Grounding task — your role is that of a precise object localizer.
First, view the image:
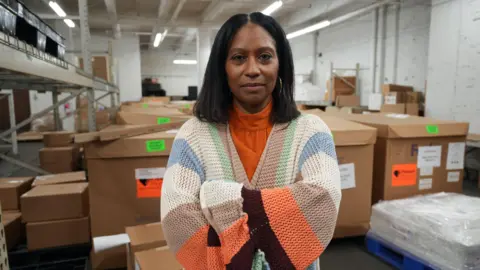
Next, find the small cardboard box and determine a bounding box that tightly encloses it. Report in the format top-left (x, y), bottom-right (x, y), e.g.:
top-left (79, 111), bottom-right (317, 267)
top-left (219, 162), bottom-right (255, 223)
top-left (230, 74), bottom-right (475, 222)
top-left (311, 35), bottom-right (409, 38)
top-left (337, 114), bottom-right (469, 203)
top-left (126, 222), bottom-right (167, 270)
top-left (380, 104), bottom-right (406, 114)
top-left (135, 247), bottom-right (182, 270)
top-left (26, 217), bottom-right (90, 250)
top-left (32, 171), bottom-right (87, 187)
top-left (91, 234), bottom-right (130, 269)
top-left (382, 84), bottom-right (414, 95)
top-left (43, 131), bottom-right (74, 147)
top-left (405, 103), bottom-right (419, 116)
top-left (406, 92), bottom-right (423, 103)
top-left (0, 177), bottom-right (33, 210)
top-left (140, 97), bottom-right (171, 104)
top-left (3, 212), bottom-right (23, 250)
top-left (336, 95), bottom-right (360, 107)
top-left (39, 146), bottom-right (80, 173)
top-left (321, 116), bottom-right (377, 238)
top-left (21, 183), bottom-right (89, 222)
top-left (383, 92), bottom-right (406, 105)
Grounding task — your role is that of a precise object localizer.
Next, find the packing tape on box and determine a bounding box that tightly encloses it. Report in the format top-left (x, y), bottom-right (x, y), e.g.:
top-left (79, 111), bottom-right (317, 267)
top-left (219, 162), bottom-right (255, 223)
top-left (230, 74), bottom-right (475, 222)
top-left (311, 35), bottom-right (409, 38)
top-left (93, 233), bottom-right (130, 253)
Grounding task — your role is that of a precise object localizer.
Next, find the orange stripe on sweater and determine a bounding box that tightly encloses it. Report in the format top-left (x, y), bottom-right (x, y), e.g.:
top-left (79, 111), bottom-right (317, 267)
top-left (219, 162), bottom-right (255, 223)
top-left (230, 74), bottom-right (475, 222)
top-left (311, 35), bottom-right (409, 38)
top-left (207, 247), bottom-right (225, 270)
top-left (176, 225), bottom-right (209, 270)
top-left (261, 188), bottom-right (325, 269)
top-left (219, 216), bottom-right (251, 265)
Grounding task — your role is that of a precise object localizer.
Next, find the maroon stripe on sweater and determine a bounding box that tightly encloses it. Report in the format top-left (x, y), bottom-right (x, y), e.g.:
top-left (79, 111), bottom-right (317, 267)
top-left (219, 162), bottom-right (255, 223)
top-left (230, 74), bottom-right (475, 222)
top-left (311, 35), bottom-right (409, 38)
top-left (207, 225), bottom-right (221, 247)
top-left (226, 239), bottom-right (255, 270)
top-left (241, 187), bottom-right (295, 269)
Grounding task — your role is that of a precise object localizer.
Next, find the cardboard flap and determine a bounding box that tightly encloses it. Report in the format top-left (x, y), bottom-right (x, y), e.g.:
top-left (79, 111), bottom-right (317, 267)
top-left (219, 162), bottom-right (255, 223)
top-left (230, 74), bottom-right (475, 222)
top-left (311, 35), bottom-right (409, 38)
top-left (22, 182), bottom-right (88, 197)
top-left (0, 177), bottom-right (33, 188)
top-left (320, 116), bottom-right (377, 146)
top-left (116, 111), bottom-right (191, 125)
top-left (32, 171), bottom-right (87, 187)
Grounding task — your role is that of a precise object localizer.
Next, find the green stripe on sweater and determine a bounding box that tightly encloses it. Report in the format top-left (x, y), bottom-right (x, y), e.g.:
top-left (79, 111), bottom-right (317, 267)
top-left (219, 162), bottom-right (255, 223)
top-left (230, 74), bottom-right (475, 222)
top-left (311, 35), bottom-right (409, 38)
top-left (208, 124), bottom-right (235, 181)
top-left (275, 119), bottom-right (298, 187)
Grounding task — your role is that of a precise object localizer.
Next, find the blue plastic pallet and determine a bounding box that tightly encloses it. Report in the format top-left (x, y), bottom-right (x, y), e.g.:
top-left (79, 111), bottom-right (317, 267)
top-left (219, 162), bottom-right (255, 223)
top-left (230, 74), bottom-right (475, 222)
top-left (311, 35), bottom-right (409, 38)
top-left (366, 233), bottom-right (438, 270)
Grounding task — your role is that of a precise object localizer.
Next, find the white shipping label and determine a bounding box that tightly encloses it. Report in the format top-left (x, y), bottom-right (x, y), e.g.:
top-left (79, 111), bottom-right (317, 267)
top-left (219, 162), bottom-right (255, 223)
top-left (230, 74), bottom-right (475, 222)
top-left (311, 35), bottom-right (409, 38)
top-left (419, 167), bottom-right (433, 176)
top-left (446, 142), bottom-right (466, 170)
top-left (419, 178), bottom-right (433, 190)
top-left (135, 168), bottom-right (166, 179)
top-left (339, 163), bottom-right (356, 190)
top-left (447, 171), bottom-right (461, 182)
top-left (166, 129), bottom-right (179, 134)
top-left (384, 96), bottom-right (397, 105)
top-left (417, 146), bottom-right (442, 168)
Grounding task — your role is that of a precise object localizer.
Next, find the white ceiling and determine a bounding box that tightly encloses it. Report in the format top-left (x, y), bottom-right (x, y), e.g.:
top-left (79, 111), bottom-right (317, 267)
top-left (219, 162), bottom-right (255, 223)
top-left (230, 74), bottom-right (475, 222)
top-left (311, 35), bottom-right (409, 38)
top-left (21, 0), bottom-right (377, 52)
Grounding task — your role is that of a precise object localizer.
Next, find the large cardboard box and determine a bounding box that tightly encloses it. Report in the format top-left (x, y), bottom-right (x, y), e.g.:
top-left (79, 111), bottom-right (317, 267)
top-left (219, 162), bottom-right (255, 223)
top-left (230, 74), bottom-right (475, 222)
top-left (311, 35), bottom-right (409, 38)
top-left (382, 84), bottom-right (414, 95)
top-left (26, 217), bottom-right (90, 250)
top-left (32, 171), bottom-right (87, 187)
top-left (21, 183), bottom-right (89, 222)
top-left (135, 247), bottom-right (182, 270)
top-left (43, 131), bottom-right (74, 147)
top-left (321, 116), bottom-right (377, 238)
top-left (3, 212), bottom-right (24, 250)
top-left (116, 111), bottom-right (191, 125)
top-left (338, 114), bottom-right (469, 203)
top-left (141, 96), bottom-right (171, 104)
top-left (126, 223), bottom-right (166, 270)
top-left (85, 128), bottom-right (175, 238)
top-left (39, 146), bottom-right (80, 173)
top-left (0, 177), bottom-right (33, 210)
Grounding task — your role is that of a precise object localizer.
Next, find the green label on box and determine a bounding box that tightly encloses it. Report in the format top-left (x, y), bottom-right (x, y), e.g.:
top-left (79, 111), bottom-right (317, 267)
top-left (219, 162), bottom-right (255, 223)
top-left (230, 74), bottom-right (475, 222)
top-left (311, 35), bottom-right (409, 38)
top-left (426, 125), bottom-right (439, 134)
top-left (142, 103), bottom-right (149, 108)
top-left (146, 140), bottom-right (166, 152)
top-left (157, 117), bottom-right (171, 124)
top-left (184, 104), bottom-right (190, 109)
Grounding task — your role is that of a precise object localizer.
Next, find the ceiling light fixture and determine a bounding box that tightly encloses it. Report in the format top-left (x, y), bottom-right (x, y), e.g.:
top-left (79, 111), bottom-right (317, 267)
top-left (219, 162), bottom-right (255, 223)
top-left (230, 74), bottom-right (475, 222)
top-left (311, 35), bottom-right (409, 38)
top-left (153, 33), bottom-right (163, 47)
top-left (48, 1), bottom-right (67, 17)
top-left (173, 60), bottom-right (197, 65)
top-left (286, 20), bottom-right (331, 39)
top-left (64, 19), bottom-right (75, 28)
top-left (261, 1), bottom-right (283, 16)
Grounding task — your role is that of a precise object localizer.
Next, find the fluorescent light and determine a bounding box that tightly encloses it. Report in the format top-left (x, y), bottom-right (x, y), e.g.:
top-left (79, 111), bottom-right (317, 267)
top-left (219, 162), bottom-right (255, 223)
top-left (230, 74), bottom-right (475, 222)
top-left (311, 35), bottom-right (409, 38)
top-left (153, 33), bottom-right (162, 47)
top-left (262, 1), bottom-right (283, 16)
top-left (64, 19), bottom-right (75, 28)
top-left (49, 1), bottom-right (67, 17)
top-left (286, 20), bottom-right (331, 39)
top-left (173, 60), bottom-right (197, 65)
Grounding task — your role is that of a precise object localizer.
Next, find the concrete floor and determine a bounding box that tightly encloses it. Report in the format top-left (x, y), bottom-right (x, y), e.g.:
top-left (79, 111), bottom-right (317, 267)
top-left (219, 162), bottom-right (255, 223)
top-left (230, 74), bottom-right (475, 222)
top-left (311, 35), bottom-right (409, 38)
top-left (1, 141), bottom-right (479, 270)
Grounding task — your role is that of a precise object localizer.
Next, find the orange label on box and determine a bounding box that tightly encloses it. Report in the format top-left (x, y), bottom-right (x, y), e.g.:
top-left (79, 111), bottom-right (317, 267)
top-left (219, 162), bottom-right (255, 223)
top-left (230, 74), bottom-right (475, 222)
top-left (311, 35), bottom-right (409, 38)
top-left (392, 164), bottom-right (417, 187)
top-left (136, 178), bottom-right (163, 198)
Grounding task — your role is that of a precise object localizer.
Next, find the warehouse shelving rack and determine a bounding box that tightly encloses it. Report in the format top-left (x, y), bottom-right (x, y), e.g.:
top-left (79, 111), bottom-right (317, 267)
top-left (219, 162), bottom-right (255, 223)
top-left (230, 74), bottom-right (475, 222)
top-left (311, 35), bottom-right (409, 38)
top-left (0, 0), bottom-right (119, 175)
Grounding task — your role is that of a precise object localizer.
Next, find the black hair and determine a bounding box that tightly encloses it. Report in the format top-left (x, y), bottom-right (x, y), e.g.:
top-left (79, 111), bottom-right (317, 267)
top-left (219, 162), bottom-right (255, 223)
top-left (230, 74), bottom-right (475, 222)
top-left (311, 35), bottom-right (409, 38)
top-left (193, 12), bottom-right (300, 124)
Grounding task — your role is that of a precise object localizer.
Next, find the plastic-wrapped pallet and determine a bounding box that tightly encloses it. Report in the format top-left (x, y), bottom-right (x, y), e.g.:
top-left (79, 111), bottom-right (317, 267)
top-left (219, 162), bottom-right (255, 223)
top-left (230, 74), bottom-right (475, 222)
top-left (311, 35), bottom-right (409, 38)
top-left (370, 193), bottom-right (480, 270)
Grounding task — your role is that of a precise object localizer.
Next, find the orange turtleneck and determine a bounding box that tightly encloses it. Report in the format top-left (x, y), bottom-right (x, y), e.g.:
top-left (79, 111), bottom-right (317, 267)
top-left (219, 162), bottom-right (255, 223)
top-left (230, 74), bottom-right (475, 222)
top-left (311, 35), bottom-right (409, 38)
top-left (229, 101), bottom-right (273, 181)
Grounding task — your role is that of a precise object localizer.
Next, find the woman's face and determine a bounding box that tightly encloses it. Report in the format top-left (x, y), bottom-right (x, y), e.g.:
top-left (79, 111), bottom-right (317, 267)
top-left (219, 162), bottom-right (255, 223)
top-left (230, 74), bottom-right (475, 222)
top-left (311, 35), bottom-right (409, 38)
top-left (225, 22), bottom-right (279, 112)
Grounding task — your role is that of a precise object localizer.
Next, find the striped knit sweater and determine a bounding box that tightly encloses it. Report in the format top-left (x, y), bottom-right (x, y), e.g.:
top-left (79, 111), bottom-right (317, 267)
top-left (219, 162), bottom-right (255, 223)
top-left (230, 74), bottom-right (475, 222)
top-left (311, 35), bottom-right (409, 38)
top-left (161, 113), bottom-right (342, 269)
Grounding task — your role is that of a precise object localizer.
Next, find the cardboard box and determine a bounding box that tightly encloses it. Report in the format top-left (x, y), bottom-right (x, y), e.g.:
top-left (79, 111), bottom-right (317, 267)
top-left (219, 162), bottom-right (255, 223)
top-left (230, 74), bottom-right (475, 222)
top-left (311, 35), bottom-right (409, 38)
top-left (21, 183), bottom-right (89, 222)
top-left (91, 234), bottom-right (130, 269)
top-left (39, 146), bottom-right (80, 173)
top-left (116, 111), bottom-right (191, 125)
top-left (126, 223), bottom-right (166, 270)
top-left (405, 103), bottom-right (419, 116)
top-left (43, 131), bottom-right (74, 147)
top-left (336, 95), bottom-right (360, 107)
top-left (384, 92), bottom-right (406, 105)
top-left (406, 92), bottom-right (424, 103)
top-left (3, 212), bottom-right (23, 250)
top-left (382, 84), bottom-right (414, 95)
top-left (336, 114), bottom-right (469, 203)
top-left (141, 97), bottom-right (171, 104)
top-left (135, 247), bottom-right (182, 270)
top-left (321, 116), bottom-right (377, 238)
top-left (32, 171), bottom-right (87, 187)
top-left (380, 104), bottom-right (406, 114)
top-left (0, 177), bottom-right (33, 210)
top-left (85, 127), bottom-right (175, 238)
top-left (26, 217), bottom-right (90, 250)
top-left (76, 110), bottom-right (112, 133)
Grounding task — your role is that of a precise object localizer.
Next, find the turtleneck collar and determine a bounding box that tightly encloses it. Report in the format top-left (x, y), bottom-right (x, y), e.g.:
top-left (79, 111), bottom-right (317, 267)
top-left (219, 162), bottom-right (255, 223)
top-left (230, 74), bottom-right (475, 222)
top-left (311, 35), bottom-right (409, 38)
top-left (230, 100), bottom-right (273, 130)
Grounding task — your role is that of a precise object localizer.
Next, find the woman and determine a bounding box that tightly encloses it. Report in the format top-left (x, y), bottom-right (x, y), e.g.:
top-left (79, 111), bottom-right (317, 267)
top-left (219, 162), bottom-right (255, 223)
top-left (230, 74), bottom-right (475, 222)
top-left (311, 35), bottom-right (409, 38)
top-left (161, 12), bottom-right (341, 269)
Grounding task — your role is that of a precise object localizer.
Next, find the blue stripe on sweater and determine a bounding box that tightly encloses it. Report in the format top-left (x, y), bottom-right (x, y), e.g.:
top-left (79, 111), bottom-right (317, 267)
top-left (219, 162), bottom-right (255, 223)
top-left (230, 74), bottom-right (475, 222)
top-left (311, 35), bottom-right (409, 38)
top-left (167, 139), bottom-right (205, 182)
top-left (298, 132), bottom-right (337, 171)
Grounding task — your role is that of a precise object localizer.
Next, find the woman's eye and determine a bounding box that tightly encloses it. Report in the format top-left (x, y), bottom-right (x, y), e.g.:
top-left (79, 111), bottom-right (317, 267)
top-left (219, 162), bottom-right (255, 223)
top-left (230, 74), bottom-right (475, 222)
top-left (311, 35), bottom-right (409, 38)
top-left (231, 55), bottom-right (246, 61)
top-left (259, 54), bottom-right (273, 61)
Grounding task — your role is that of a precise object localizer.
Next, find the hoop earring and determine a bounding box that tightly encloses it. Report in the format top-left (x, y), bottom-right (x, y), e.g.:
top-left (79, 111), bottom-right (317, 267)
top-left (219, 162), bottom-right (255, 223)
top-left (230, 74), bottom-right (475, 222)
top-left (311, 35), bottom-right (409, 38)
top-left (278, 77), bottom-right (283, 91)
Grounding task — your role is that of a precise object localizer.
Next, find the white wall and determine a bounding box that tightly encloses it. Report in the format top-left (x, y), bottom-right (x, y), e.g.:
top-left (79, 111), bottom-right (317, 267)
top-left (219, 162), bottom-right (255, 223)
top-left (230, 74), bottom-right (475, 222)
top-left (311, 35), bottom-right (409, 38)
top-left (289, 0), bottom-right (431, 105)
top-left (425, 0), bottom-right (480, 133)
top-left (141, 51), bottom-right (197, 97)
top-left (113, 35), bottom-right (142, 102)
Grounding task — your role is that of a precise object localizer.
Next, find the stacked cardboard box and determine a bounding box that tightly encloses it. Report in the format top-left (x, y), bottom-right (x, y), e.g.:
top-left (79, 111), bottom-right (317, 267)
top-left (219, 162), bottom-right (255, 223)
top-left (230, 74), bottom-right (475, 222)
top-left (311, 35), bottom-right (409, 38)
top-left (337, 113), bottom-right (468, 203)
top-left (3, 211), bottom-right (24, 250)
top-left (304, 113), bottom-right (377, 237)
top-left (32, 171), bottom-right (87, 187)
top-left (75, 96), bottom-right (114, 132)
top-left (40, 131), bottom-right (81, 173)
top-left (325, 76), bottom-right (357, 100)
top-left (381, 84), bottom-right (423, 116)
top-left (20, 183), bottom-right (90, 250)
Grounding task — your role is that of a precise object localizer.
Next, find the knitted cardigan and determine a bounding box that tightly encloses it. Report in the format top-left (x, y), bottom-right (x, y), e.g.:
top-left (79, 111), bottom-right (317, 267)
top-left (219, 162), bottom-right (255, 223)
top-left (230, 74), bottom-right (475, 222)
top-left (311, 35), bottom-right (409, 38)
top-left (161, 113), bottom-right (342, 269)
